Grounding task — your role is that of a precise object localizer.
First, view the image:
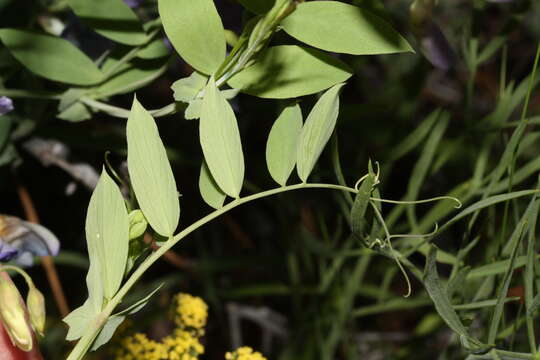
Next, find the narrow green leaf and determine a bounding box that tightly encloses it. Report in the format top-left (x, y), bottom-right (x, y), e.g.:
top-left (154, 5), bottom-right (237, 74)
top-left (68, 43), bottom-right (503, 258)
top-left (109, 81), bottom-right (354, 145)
top-left (199, 160), bottom-right (226, 209)
top-left (487, 222), bottom-right (526, 343)
top-left (331, 134), bottom-right (353, 205)
top-left (159, 0), bottom-right (226, 74)
top-left (350, 168), bottom-right (376, 244)
top-left (467, 255), bottom-right (537, 280)
top-left (86, 169), bottom-right (129, 300)
top-left (266, 104), bottom-right (303, 186)
top-left (440, 190), bottom-right (539, 232)
top-left (423, 246), bottom-right (489, 353)
top-left (297, 83), bottom-right (344, 182)
top-left (91, 315), bottom-right (125, 351)
top-left (528, 294), bottom-right (540, 317)
top-left (199, 78), bottom-right (244, 198)
top-left (68, 0), bottom-right (147, 45)
top-left (453, 298), bottom-right (520, 311)
top-left (127, 98), bottom-right (180, 236)
top-left (171, 72), bottom-right (208, 103)
top-left (501, 196), bottom-right (537, 256)
top-left (115, 283), bottom-right (164, 316)
top-left (281, 1), bottom-right (413, 55)
top-left (0, 29), bottom-right (104, 85)
top-left (386, 108), bottom-right (439, 164)
top-left (406, 110), bottom-right (449, 228)
top-left (228, 45), bottom-right (352, 99)
top-left (524, 192), bottom-right (539, 351)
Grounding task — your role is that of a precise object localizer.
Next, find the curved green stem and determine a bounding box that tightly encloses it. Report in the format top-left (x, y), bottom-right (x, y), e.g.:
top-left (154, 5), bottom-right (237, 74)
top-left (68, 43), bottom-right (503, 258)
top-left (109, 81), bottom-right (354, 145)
top-left (66, 182), bottom-right (357, 359)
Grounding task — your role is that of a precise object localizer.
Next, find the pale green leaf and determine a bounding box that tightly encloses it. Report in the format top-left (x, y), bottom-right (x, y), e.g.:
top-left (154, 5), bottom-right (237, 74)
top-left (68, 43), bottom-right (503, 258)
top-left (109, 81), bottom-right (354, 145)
top-left (228, 45), bottom-right (352, 99)
top-left (172, 72), bottom-right (208, 103)
top-left (266, 103), bottom-right (303, 186)
top-left (127, 98), bottom-right (180, 236)
top-left (93, 55), bottom-right (168, 98)
top-left (297, 83), bottom-right (344, 182)
top-left (86, 168), bottom-right (129, 300)
top-left (281, 1), bottom-right (413, 55)
top-left (159, 0), bottom-right (226, 74)
top-left (85, 242), bottom-right (103, 313)
top-left (182, 88), bottom-right (237, 120)
top-left (63, 300), bottom-right (97, 341)
top-left (91, 315), bottom-right (125, 351)
top-left (137, 38), bottom-right (170, 59)
top-left (199, 160), bottom-right (226, 209)
top-left (69, 0), bottom-right (147, 45)
top-left (58, 102), bottom-right (92, 122)
top-left (0, 29), bottom-right (104, 85)
top-left (185, 99), bottom-right (202, 120)
top-left (57, 89), bottom-right (91, 122)
top-left (200, 78), bottom-right (245, 198)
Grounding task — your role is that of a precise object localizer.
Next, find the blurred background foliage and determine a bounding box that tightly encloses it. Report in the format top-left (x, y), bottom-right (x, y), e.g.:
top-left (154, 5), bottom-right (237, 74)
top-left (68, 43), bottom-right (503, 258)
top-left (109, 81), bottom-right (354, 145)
top-left (1, 0), bottom-right (540, 359)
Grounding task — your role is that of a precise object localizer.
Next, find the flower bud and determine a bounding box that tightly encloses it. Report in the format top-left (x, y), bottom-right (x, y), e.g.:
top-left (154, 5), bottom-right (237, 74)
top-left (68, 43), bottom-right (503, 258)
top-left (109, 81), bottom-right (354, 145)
top-left (128, 210), bottom-right (147, 240)
top-left (26, 286), bottom-right (45, 336)
top-left (0, 272), bottom-right (33, 351)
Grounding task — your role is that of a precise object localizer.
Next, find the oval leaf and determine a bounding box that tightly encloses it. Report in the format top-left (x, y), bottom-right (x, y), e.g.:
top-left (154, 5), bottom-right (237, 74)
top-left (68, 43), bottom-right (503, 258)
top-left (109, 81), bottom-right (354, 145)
top-left (0, 29), bottom-right (104, 85)
top-left (228, 45), bottom-right (352, 98)
top-left (297, 83), bottom-right (344, 182)
top-left (159, 0), bottom-right (226, 75)
top-left (85, 168), bottom-right (129, 300)
top-left (281, 1), bottom-right (413, 55)
top-left (69, 0), bottom-right (147, 45)
top-left (266, 103), bottom-right (303, 186)
top-left (200, 78), bottom-right (245, 198)
top-left (127, 98), bottom-right (180, 236)
top-left (199, 160), bottom-right (226, 209)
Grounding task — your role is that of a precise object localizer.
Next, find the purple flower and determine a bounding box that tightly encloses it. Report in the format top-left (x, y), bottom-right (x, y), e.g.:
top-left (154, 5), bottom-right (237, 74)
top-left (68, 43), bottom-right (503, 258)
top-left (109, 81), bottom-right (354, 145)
top-left (420, 22), bottom-right (456, 71)
top-left (0, 97), bottom-right (13, 116)
top-left (123, 0), bottom-right (142, 8)
top-left (0, 215), bottom-right (60, 267)
top-left (0, 242), bottom-right (17, 261)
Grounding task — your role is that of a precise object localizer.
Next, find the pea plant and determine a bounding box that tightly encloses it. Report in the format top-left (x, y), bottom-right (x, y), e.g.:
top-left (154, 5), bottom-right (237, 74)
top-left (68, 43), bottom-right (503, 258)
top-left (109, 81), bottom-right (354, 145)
top-left (0, 0), bottom-right (540, 359)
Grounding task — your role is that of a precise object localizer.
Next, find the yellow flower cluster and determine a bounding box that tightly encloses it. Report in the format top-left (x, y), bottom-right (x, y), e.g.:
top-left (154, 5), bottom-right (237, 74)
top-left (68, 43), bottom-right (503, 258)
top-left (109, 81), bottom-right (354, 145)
top-left (161, 329), bottom-right (204, 360)
top-left (113, 333), bottom-right (163, 360)
top-left (113, 293), bottom-right (208, 360)
top-left (114, 330), bottom-right (204, 360)
top-left (225, 347), bottom-right (268, 360)
top-left (172, 293), bottom-right (208, 331)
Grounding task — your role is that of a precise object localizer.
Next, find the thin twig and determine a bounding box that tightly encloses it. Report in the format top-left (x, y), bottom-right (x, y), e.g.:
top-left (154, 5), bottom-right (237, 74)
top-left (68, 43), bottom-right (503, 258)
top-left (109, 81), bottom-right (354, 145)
top-left (16, 183), bottom-right (70, 318)
top-left (144, 233), bottom-right (195, 270)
